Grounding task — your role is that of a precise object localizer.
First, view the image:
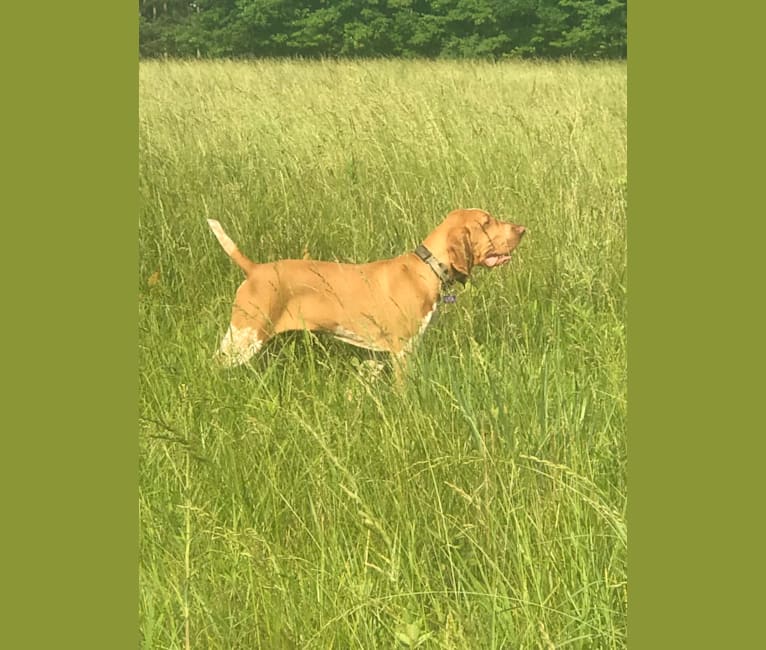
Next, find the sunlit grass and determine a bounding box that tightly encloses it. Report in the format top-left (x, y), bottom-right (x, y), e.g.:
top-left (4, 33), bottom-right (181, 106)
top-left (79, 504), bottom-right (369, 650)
top-left (139, 58), bottom-right (626, 648)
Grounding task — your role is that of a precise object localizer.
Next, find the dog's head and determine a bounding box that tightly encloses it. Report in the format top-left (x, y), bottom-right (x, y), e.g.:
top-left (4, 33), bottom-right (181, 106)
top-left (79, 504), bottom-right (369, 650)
top-left (438, 209), bottom-right (526, 282)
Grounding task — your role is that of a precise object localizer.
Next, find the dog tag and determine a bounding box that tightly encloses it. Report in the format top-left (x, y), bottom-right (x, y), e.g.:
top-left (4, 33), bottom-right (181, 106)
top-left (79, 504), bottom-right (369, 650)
top-left (442, 294), bottom-right (457, 304)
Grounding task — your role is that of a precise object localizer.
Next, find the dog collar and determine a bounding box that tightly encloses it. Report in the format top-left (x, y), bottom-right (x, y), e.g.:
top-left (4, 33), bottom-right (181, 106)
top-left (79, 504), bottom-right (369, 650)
top-left (414, 244), bottom-right (451, 284)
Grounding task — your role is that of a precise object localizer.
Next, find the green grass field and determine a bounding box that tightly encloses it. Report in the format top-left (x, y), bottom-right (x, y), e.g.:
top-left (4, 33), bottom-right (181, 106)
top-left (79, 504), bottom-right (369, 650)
top-left (139, 59), bottom-right (626, 648)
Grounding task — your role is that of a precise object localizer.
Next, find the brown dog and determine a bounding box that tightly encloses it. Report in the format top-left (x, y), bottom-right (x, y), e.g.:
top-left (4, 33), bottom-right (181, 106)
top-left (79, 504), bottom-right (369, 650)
top-left (208, 209), bottom-right (526, 369)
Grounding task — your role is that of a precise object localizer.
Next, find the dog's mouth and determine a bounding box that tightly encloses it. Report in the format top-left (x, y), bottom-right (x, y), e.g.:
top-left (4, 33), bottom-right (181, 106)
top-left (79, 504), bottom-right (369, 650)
top-left (481, 253), bottom-right (513, 268)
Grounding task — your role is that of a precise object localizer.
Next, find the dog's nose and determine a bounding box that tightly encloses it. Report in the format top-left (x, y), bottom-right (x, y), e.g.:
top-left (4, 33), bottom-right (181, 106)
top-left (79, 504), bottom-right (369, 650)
top-left (514, 225), bottom-right (526, 236)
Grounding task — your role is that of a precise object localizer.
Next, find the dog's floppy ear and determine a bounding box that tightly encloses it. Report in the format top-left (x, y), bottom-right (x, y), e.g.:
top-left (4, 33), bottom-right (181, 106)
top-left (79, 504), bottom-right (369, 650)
top-left (447, 227), bottom-right (474, 281)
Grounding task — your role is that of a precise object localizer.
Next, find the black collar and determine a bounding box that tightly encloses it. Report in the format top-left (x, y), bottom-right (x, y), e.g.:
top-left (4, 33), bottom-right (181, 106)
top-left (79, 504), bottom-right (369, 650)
top-left (414, 244), bottom-right (451, 284)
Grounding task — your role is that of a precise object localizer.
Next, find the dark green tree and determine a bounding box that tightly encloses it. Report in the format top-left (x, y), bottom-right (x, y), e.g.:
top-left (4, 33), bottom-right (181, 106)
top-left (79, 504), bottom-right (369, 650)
top-left (138, 0), bottom-right (627, 60)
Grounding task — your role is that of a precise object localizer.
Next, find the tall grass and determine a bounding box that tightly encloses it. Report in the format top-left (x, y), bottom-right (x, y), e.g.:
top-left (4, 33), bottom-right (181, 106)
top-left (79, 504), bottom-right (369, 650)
top-left (139, 59), bottom-right (626, 648)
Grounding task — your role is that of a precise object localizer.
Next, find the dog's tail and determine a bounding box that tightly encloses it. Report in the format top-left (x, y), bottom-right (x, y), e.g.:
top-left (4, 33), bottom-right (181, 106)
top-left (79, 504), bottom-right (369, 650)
top-left (207, 219), bottom-right (256, 275)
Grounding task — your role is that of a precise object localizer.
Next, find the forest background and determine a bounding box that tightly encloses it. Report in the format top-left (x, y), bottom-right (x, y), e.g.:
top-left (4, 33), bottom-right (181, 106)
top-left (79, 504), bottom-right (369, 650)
top-left (139, 0), bottom-right (627, 59)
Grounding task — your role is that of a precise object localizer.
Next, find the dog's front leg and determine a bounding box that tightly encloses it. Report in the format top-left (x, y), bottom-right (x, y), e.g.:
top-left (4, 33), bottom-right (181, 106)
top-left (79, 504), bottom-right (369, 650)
top-left (391, 352), bottom-right (410, 386)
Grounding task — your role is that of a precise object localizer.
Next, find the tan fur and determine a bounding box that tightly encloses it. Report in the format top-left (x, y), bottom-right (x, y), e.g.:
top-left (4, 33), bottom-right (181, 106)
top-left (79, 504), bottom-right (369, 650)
top-left (209, 209), bottom-right (526, 369)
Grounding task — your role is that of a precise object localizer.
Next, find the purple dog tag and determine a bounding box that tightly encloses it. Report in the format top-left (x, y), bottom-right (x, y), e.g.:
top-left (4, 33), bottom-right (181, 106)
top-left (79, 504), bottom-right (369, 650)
top-left (442, 295), bottom-right (457, 304)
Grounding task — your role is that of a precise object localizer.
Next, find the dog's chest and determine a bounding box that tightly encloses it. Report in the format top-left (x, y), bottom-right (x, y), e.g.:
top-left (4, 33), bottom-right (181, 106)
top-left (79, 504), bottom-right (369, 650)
top-left (416, 301), bottom-right (438, 337)
top-left (398, 301), bottom-right (438, 355)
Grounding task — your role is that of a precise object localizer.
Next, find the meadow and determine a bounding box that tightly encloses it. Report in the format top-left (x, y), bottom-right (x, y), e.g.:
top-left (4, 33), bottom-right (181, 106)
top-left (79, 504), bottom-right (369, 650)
top-left (139, 59), bottom-right (626, 648)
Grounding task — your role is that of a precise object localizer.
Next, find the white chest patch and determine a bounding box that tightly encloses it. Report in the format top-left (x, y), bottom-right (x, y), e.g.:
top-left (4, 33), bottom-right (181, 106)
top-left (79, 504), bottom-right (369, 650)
top-left (398, 302), bottom-right (437, 358)
top-left (417, 303), bottom-right (438, 336)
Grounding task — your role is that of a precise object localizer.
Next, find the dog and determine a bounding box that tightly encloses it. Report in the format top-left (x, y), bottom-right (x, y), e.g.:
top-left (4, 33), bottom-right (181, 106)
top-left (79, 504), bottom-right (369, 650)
top-left (208, 208), bottom-right (526, 372)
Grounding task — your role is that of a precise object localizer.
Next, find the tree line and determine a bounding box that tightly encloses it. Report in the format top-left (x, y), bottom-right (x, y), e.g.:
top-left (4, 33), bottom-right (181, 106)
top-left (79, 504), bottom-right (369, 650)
top-left (139, 0), bottom-right (627, 60)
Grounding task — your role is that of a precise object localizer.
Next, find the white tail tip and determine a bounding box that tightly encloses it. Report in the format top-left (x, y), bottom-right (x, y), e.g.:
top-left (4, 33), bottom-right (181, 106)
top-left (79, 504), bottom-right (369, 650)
top-left (207, 219), bottom-right (237, 256)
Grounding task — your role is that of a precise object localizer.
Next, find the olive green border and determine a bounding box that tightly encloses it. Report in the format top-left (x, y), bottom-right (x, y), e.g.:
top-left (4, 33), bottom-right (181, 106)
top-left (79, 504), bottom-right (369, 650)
top-left (630, 3), bottom-right (761, 647)
top-left (8, 1), bottom-right (757, 645)
top-left (4, 5), bottom-right (136, 647)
